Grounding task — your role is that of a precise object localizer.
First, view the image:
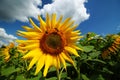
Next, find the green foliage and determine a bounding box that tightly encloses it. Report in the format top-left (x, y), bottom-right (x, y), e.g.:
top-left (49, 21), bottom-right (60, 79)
top-left (0, 32), bottom-right (120, 80)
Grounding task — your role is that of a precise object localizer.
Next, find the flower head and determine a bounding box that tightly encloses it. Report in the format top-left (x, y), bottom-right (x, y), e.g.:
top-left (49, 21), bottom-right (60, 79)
top-left (102, 35), bottom-right (120, 59)
top-left (2, 42), bottom-right (14, 62)
top-left (17, 13), bottom-right (82, 77)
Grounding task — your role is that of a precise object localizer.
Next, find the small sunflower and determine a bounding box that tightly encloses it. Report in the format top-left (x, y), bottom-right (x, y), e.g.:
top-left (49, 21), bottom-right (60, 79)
top-left (102, 35), bottom-right (120, 59)
top-left (17, 13), bottom-right (82, 77)
top-left (2, 42), bottom-right (14, 62)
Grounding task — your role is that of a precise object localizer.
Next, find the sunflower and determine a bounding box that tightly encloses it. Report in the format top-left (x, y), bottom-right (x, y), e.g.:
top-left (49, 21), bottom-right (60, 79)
top-left (17, 13), bottom-right (82, 77)
top-left (2, 42), bottom-right (14, 62)
top-left (102, 35), bottom-right (120, 59)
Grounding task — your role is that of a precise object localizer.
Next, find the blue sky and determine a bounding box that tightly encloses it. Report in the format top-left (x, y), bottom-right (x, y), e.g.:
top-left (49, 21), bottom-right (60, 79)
top-left (0, 0), bottom-right (120, 45)
top-left (80, 0), bottom-right (120, 35)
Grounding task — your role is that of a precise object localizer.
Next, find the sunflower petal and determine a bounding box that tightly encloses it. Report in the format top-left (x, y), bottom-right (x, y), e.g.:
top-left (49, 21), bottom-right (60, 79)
top-left (114, 41), bottom-right (120, 45)
top-left (38, 15), bottom-right (47, 31)
top-left (70, 36), bottom-right (83, 40)
top-left (60, 17), bottom-right (71, 30)
top-left (53, 56), bottom-right (57, 68)
top-left (70, 44), bottom-right (83, 51)
top-left (22, 26), bottom-right (34, 32)
top-left (108, 47), bottom-right (115, 53)
top-left (62, 21), bottom-right (74, 31)
top-left (57, 56), bottom-right (60, 69)
top-left (65, 46), bottom-right (79, 57)
top-left (71, 31), bottom-right (81, 36)
top-left (22, 49), bottom-right (42, 59)
top-left (111, 46), bottom-right (118, 52)
top-left (46, 13), bottom-right (51, 28)
top-left (64, 24), bottom-right (78, 33)
top-left (61, 52), bottom-right (74, 65)
top-left (4, 48), bottom-right (10, 61)
top-left (29, 18), bottom-right (42, 32)
top-left (35, 54), bottom-right (45, 75)
top-left (51, 13), bottom-right (56, 28)
top-left (19, 43), bottom-right (39, 50)
top-left (56, 15), bottom-right (63, 29)
top-left (18, 31), bottom-right (39, 37)
top-left (59, 54), bottom-right (66, 69)
top-left (43, 54), bottom-right (53, 77)
top-left (113, 44), bottom-right (119, 49)
top-left (28, 56), bottom-right (39, 70)
top-left (17, 31), bottom-right (43, 39)
top-left (8, 42), bottom-right (14, 48)
top-left (16, 40), bottom-right (39, 43)
top-left (53, 56), bottom-right (60, 69)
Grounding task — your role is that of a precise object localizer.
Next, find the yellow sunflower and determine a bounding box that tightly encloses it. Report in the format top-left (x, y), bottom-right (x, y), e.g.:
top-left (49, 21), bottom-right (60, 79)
top-left (2, 42), bottom-right (14, 62)
top-left (102, 35), bottom-right (120, 59)
top-left (17, 13), bottom-right (82, 77)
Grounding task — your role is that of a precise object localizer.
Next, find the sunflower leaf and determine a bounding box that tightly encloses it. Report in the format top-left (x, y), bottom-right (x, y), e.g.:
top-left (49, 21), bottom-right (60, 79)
top-left (45, 77), bottom-right (57, 80)
top-left (89, 51), bottom-right (101, 59)
top-left (61, 72), bottom-right (67, 78)
top-left (16, 75), bottom-right (26, 80)
top-left (83, 46), bottom-right (94, 52)
top-left (81, 74), bottom-right (89, 80)
top-left (28, 71), bottom-right (42, 80)
top-left (1, 66), bottom-right (20, 76)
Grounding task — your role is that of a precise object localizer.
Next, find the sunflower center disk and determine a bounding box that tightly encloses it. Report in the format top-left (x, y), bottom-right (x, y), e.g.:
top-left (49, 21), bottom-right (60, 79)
top-left (46, 33), bottom-right (61, 49)
top-left (40, 32), bottom-right (65, 55)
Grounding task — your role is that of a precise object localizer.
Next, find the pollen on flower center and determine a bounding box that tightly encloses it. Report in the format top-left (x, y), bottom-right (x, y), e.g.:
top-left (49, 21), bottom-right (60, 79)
top-left (40, 30), bottom-right (66, 55)
top-left (46, 33), bottom-right (62, 49)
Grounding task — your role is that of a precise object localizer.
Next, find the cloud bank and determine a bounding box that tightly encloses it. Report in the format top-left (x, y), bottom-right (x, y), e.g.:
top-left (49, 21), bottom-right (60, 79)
top-left (0, 0), bottom-right (89, 24)
top-left (0, 0), bottom-right (42, 22)
top-left (0, 28), bottom-right (17, 46)
top-left (41, 0), bottom-right (90, 24)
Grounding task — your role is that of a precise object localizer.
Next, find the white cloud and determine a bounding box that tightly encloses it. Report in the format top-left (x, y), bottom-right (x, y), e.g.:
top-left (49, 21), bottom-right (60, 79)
top-left (41, 0), bottom-right (90, 25)
top-left (0, 28), bottom-right (17, 46)
top-left (0, 0), bottom-right (90, 24)
top-left (0, 0), bottom-right (42, 22)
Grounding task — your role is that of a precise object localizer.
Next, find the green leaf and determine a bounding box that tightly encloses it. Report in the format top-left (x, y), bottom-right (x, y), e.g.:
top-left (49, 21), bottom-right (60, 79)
top-left (48, 66), bottom-right (56, 72)
top-left (76, 44), bottom-right (84, 50)
top-left (90, 74), bottom-right (105, 80)
top-left (102, 68), bottom-right (114, 74)
top-left (1, 66), bottom-right (20, 76)
top-left (80, 53), bottom-right (88, 59)
top-left (45, 77), bottom-right (57, 80)
top-left (66, 62), bottom-right (72, 67)
top-left (87, 32), bottom-right (97, 37)
top-left (97, 74), bottom-right (105, 80)
top-left (108, 61), bottom-right (117, 66)
top-left (61, 72), bottom-right (67, 78)
top-left (88, 59), bottom-right (106, 64)
top-left (89, 51), bottom-right (101, 59)
top-left (81, 74), bottom-right (89, 80)
top-left (16, 75), bottom-right (26, 80)
top-left (83, 46), bottom-right (94, 52)
top-left (28, 71), bottom-right (42, 80)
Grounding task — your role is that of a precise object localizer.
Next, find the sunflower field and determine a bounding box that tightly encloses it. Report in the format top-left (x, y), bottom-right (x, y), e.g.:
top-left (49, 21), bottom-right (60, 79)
top-left (0, 13), bottom-right (120, 80)
top-left (0, 32), bottom-right (120, 80)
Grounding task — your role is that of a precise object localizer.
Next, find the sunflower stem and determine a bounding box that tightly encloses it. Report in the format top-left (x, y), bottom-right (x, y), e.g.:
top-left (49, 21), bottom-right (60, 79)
top-left (57, 68), bottom-right (64, 80)
top-left (74, 64), bottom-right (81, 80)
top-left (25, 60), bottom-right (28, 69)
top-left (57, 70), bottom-right (60, 80)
